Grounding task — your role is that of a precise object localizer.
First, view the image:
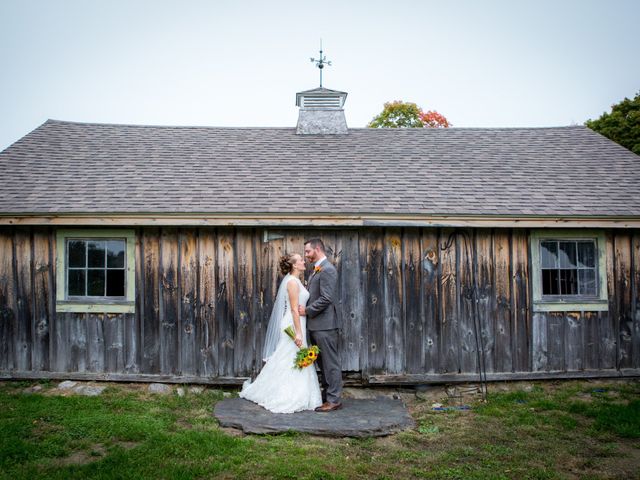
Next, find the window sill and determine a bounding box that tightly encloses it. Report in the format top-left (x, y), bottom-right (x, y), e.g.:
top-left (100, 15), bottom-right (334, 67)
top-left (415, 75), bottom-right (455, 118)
top-left (533, 300), bottom-right (608, 312)
top-left (56, 301), bottom-right (135, 314)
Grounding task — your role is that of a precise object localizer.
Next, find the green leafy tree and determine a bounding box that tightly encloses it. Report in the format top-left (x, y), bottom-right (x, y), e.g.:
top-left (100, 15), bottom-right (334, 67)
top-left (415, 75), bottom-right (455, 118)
top-left (585, 92), bottom-right (640, 155)
top-left (368, 101), bottom-right (450, 128)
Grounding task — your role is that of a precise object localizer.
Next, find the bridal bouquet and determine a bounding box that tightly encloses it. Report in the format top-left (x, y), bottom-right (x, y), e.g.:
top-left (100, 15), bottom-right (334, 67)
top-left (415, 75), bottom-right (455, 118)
top-left (284, 326), bottom-right (320, 370)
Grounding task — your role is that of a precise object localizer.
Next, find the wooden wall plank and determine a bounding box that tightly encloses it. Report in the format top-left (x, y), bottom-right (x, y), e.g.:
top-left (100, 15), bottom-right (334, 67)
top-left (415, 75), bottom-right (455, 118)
top-left (338, 230), bottom-right (362, 372)
top-left (531, 312), bottom-right (548, 371)
top-left (512, 230), bottom-right (531, 372)
top-left (0, 229), bottom-right (16, 371)
top-left (253, 230), bottom-right (270, 371)
top-left (258, 231), bottom-right (284, 368)
top-left (421, 229), bottom-right (440, 373)
top-left (197, 228), bottom-right (218, 377)
top-left (361, 228), bottom-right (384, 374)
top-left (285, 231), bottom-right (306, 260)
top-left (614, 233), bottom-right (633, 368)
top-left (547, 312), bottom-right (565, 371)
top-left (141, 228), bottom-right (160, 373)
top-left (440, 228), bottom-right (459, 373)
top-left (475, 229), bottom-right (495, 372)
top-left (404, 229), bottom-right (422, 374)
top-left (583, 311), bottom-right (599, 370)
top-left (383, 228), bottom-right (403, 374)
top-left (565, 312), bottom-right (584, 371)
top-left (216, 228), bottom-right (235, 377)
top-left (601, 232), bottom-right (617, 369)
top-left (159, 228), bottom-right (179, 374)
top-left (87, 313), bottom-right (105, 372)
top-left (31, 227), bottom-right (52, 371)
top-left (104, 313), bottom-right (124, 372)
top-left (458, 229), bottom-right (477, 374)
top-left (234, 228), bottom-right (255, 376)
top-left (13, 228), bottom-right (32, 371)
top-left (179, 228), bottom-right (198, 375)
top-left (124, 230), bottom-right (141, 374)
top-left (493, 230), bottom-right (512, 372)
top-left (63, 312), bottom-right (88, 373)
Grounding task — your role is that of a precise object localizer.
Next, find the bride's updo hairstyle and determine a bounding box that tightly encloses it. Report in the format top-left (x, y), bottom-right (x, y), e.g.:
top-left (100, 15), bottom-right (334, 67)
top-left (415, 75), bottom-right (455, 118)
top-left (279, 254), bottom-right (296, 275)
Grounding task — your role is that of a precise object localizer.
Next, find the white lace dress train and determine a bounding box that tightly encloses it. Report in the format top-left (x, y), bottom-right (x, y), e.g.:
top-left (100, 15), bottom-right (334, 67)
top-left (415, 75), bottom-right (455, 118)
top-left (239, 277), bottom-right (322, 413)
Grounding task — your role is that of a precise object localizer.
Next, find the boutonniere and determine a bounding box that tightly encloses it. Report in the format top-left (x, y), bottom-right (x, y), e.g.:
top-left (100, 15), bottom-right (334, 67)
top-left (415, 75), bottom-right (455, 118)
top-left (314, 266), bottom-right (322, 274)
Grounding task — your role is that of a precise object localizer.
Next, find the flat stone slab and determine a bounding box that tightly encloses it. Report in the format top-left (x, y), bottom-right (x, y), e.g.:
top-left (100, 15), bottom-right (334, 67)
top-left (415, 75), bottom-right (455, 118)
top-left (214, 397), bottom-right (415, 437)
top-left (148, 383), bottom-right (172, 394)
top-left (57, 381), bottom-right (78, 390)
top-left (74, 385), bottom-right (106, 396)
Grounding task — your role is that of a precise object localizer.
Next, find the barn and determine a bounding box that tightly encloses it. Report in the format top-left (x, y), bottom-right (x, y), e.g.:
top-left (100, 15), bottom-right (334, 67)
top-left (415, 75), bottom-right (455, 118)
top-left (1, 86), bottom-right (639, 386)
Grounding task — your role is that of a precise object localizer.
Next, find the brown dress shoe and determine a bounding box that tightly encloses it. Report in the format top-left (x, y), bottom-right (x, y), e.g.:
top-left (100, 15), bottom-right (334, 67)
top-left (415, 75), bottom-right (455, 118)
top-left (315, 401), bottom-right (342, 412)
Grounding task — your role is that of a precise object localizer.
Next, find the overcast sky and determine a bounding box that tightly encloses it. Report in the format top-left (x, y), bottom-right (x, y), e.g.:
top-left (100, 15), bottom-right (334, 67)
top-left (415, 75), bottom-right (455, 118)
top-left (1, 0), bottom-right (639, 150)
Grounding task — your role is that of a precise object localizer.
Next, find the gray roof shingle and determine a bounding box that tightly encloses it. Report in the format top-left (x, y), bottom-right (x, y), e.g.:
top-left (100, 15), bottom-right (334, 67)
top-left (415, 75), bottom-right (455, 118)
top-left (0, 119), bottom-right (639, 217)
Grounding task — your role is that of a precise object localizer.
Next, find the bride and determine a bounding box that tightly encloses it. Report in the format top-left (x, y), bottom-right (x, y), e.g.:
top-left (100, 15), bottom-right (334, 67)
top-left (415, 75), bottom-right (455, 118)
top-left (239, 253), bottom-right (322, 413)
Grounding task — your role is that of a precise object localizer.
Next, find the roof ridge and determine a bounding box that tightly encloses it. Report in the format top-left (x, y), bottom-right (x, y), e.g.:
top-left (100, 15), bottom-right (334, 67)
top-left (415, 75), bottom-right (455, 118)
top-left (44, 119), bottom-right (586, 132)
top-left (44, 119), bottom-right (296, 130)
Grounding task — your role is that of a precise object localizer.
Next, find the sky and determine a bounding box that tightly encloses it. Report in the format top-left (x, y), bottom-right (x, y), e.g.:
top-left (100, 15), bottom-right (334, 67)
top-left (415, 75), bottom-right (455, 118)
top-left (1, 0), bottom-right (639, 151)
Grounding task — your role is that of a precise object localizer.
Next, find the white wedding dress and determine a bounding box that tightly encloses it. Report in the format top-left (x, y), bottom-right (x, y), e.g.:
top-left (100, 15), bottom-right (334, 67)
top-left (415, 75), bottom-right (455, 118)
top-left (239, 276), bottom-right (322, 413)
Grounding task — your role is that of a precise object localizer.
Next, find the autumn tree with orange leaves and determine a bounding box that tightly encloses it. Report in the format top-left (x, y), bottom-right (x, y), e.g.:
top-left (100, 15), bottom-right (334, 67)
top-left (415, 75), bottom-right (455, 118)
top-left (368, 101), bottom-right (451, 128)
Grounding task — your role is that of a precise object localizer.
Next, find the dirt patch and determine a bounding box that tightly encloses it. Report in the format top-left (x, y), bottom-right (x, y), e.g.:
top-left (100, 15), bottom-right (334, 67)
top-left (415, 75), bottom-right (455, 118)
top-left (54, 444), bottom-right (107, 466)
top-left (559, 438), bottom-right (640, 480)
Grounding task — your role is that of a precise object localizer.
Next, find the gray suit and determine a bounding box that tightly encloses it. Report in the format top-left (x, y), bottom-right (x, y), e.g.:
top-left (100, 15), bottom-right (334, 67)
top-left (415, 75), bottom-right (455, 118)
top-left (306, 258), bottom-right (342, 404)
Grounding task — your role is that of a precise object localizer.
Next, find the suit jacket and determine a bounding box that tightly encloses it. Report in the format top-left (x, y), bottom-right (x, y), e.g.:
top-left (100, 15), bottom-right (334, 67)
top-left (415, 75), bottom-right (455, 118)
top-left (306, 258), bottom-right (340, 331)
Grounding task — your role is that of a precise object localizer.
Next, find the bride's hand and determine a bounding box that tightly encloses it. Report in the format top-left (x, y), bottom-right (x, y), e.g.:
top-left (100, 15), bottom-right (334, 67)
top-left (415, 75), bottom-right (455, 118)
top-left (294, 333), bottom-right (303, 348)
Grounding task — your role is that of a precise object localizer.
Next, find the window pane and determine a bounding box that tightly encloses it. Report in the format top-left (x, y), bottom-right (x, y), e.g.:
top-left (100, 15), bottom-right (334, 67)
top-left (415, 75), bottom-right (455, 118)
top-left (579, 269), bottom-right (597, 296)
top-left (541, 241), bottom-right (558, 269)
top-left (558, 242), bottom-right (576, 268)
top-left (107, 240), bottom-right (125, 268)
top-left (68, 240), bottom-right (86, 268)
top-left (88, 241), bottom-right (106, 268)
top-left (542, 269), bottom-right (559, 295)
top-left (559, 269), bottom-right (578, 295)
top-left (68, 269), bottom-right (85, 296)
top-left (87, 269), bottom-right (105, 296)
top-left (578, 241), bottom-right (596, 268)
top-left (107, 270), bottom-right (125, 296)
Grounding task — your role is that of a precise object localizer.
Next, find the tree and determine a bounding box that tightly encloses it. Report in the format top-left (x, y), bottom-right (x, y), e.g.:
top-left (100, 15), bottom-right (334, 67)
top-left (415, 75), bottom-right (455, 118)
top-left (585, 92), bottom-right (640, 155)
top-left (420, 110), bottom-right (451, 128)
top-left (368, 101), bottom-right (450, 128)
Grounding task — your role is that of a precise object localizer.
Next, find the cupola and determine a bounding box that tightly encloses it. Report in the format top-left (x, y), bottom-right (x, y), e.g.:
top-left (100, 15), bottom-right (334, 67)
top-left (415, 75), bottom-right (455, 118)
top-left (295, 87), bottom-right (348, 135)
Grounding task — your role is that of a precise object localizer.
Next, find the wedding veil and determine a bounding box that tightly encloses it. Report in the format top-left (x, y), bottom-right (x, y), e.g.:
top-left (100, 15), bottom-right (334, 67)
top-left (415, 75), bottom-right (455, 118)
top-left (262, 273), bottom-right (292, 361)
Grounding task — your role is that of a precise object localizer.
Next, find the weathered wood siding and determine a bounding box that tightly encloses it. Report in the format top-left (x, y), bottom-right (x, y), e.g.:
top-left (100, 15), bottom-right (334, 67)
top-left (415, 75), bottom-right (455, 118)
top-left (1, 226), bottom-right (639, 383)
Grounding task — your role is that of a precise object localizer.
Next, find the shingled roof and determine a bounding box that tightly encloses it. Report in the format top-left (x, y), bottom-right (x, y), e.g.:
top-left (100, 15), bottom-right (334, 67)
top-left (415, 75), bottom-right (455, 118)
top-left (1, 119), bottom-right (639, 220)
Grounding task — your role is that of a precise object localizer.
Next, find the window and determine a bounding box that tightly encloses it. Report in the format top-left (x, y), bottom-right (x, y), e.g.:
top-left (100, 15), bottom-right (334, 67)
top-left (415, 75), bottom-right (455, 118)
top-left (56, 230), bottom-right (135, 313)
top-left (540, 240), bottom-right (597, 296)
top-left (531, 230), bottom-right (608, 312)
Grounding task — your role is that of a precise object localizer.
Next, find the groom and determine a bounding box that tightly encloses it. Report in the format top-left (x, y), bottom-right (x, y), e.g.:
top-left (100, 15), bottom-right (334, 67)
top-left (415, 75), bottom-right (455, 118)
top-left (299, 238), bottom-right (342, 412)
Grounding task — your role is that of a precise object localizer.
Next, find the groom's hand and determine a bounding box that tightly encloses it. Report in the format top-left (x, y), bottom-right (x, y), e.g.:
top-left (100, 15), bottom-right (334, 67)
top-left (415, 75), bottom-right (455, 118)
top-left (298, 305), bottom-right (306, 316)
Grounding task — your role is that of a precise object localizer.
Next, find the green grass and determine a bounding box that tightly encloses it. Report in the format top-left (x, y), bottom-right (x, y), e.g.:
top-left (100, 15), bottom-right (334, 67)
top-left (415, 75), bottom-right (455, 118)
top-left (0, 380), bottom-right (638, 479)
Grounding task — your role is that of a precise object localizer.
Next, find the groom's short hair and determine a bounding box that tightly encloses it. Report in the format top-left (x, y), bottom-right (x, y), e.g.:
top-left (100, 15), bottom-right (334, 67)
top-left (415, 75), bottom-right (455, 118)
top-left (304, 238), bottom-right (325, 252)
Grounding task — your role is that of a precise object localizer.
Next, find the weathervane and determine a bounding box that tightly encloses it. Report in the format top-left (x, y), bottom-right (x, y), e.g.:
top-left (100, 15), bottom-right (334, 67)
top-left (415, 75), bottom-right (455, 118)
top-left (310, 40), bottom-right (331, 88)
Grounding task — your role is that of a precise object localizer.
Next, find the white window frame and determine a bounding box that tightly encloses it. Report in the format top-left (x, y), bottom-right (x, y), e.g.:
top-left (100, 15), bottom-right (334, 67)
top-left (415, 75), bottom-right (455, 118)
top-left (55, 229), bottom-right (135, 313)
top-left (530, 230), bottom-right (608, 312)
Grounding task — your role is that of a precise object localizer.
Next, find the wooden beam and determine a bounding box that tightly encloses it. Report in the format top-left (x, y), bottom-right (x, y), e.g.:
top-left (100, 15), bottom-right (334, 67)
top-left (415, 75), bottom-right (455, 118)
top-left (366, 369), bottom-right (640, 385)
top-left (2, 369), bottom-right (637, 387)
top-left (1, 214), bottom-right (640, 229)
top-left (0, 370), bottom-right (365, 386)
